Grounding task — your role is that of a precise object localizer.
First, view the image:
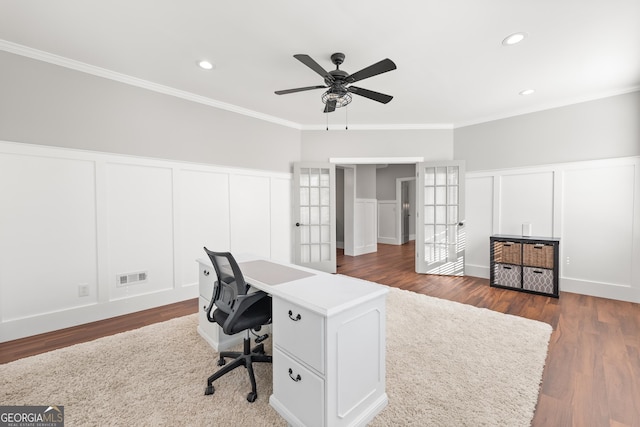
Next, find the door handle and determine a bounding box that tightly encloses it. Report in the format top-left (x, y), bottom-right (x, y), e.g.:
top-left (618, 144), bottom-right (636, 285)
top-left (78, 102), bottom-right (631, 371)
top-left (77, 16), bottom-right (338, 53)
top-left (295, 222), bottom-right (305, 227)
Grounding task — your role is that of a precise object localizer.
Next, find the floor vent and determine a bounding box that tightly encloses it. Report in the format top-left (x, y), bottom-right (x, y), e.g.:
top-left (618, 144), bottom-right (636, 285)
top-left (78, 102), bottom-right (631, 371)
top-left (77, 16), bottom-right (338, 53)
top-left (117, 271), bottom-right (148, 287)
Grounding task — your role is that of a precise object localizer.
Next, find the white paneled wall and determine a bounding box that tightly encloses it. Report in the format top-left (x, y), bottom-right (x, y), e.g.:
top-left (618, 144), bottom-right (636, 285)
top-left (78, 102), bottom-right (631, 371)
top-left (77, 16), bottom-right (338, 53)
top-left (270, 177), bottom-right (293, 262)
top-left (0, 154), bottom-right (98, 320)
top-left (377, 201), bottom-right (397, 245)
top-left (464, 176), bottom-right (494, 277)
top-left (464, 156), bottom-right (640, 303)
top-left (229, 174), bottom-right (272, 256)
top-left (106, 163), bottom-right (175, 301)
top-left (498, 171), bottom-right (555, 237)
top-left (354, 199), bottom-right (378, 255)
top-left (561, 162), bottom-right (636, 293)
top-left (178, 169), bottom-right (230, 286)
top-left (0, 141), bottom-right (291, 342)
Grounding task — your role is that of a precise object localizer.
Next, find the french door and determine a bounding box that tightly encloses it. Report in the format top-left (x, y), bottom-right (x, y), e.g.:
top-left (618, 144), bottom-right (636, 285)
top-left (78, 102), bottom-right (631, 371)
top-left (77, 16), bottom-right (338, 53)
top-left (293, 162), bottom-right (336, 273)
top-left (416, 161), bottom-right (466, 275)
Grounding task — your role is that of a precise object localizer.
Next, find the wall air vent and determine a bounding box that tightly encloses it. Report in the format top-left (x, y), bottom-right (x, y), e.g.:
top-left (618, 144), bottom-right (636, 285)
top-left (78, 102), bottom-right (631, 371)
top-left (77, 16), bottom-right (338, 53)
top-left (116, 271), bottom-right (148, 287)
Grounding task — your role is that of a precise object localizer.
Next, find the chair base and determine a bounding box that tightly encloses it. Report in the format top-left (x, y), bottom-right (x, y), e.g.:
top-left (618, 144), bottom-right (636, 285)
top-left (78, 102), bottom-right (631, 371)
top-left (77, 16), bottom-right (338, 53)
top-left (204, 333), bottom-right (272, 402)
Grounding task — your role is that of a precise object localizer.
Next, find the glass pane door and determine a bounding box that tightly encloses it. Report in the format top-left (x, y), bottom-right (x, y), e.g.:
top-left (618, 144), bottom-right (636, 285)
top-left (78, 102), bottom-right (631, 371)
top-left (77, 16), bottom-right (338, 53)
top-left (416, 161), bottom-right (465, 275)
top-left (293, 163), bottom-right (336, 273)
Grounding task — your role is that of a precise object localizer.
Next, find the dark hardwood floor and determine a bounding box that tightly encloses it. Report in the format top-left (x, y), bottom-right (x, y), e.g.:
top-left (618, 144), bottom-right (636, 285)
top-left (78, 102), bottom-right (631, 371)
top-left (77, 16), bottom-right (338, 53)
top-left (2, 242), bottom-right (638, 426)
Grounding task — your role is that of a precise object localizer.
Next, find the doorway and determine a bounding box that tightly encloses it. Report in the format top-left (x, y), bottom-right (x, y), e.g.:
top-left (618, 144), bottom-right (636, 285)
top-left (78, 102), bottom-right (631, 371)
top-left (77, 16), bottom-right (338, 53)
top-left (331, 157), bottom-right (466, 277)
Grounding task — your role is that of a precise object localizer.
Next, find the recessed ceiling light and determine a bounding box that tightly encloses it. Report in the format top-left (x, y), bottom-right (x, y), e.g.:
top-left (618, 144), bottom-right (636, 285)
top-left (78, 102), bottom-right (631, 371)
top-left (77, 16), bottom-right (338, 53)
top-left (197, 60), bottom-right (214, 70)
top-left (502, 32), bottom-right (527, 46)
top-left (519, 89), bottom-right (535, 96)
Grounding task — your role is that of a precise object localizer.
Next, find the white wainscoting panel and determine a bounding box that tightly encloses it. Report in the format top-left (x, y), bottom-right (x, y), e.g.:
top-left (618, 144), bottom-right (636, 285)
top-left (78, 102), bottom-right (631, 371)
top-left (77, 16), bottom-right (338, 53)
top-left (377, 201), bottom-right (397, 245)
top-left (0, 141), bottom-right (292, 342)
top-left (106, 163), bottom-right (175, 300)
top-left (178, 169), bottom-right (230, 287)
top-left (270, 176), bottom-right (292, 263)
top-left (562, 162), bottom-right (635, 293)
top-left (499, 171), bottom-right (555, 237)
top-left (0, 153), bottom-right (98, 320)
top-left (464, 176), bottom-right (494, 278)
top-left (354, 199), bottom-right (378, 255)
top-left (465, 156), bottom-right (639, 303)
top-left (229, 174), bottom-right (272, 258)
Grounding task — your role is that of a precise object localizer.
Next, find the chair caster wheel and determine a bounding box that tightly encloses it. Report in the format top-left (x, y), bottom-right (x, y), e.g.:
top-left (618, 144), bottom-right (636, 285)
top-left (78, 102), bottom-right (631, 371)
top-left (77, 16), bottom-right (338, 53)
top-left (247, 392), bottom-right (257, 402)
top-left (204, 385), bottom-right (215, 395)
top-left (217, 358), bottom-right (226, 366)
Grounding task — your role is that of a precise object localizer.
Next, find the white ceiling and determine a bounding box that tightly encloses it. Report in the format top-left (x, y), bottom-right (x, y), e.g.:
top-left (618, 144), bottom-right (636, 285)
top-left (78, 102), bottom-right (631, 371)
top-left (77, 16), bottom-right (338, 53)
top-left (1, 0), bottom-right (639, 129)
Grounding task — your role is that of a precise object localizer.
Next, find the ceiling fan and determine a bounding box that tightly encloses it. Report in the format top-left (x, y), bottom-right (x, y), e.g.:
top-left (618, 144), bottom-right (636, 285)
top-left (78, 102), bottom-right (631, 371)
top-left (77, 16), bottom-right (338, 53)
top-left (275, 53), bottom-right (397, 113)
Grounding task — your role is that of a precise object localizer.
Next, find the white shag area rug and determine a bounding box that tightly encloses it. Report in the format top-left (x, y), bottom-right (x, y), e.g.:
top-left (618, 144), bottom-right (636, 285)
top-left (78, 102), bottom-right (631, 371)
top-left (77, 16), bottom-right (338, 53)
top-left (1, 286), bottom-right (552, 426)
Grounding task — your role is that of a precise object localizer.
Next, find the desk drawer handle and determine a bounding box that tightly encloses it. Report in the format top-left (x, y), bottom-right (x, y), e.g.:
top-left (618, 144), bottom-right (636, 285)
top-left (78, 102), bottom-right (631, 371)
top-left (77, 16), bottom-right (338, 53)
top-left (288, 368), bottom-right (302, 382)
top-left (288, 310), bottom-right (302, 321)
top-left (203, 270), bottom-right (210, 276)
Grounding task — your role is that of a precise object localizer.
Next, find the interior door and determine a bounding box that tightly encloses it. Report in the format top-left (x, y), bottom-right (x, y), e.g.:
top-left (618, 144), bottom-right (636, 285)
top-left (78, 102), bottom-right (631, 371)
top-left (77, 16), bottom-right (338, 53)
top-left (401, 181), bottom-right (410, 244)
top-left (416, 161), bottom-right (466, 275)
top-left (293, 162), bottom-right (337, 273)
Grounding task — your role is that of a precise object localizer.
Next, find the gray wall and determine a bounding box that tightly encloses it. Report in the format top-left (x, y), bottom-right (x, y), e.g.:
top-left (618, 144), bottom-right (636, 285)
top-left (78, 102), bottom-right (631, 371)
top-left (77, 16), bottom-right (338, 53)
top-left (356, 164), bottom-right (377, 199)
top-left (301, 129), bottom-right (454, 162)
top-left (376, 164), bottom-right (415, 200)
top-left (454, 91), bottom-right (640, 171)
top-left (0, 51), bottom-right (301, 173)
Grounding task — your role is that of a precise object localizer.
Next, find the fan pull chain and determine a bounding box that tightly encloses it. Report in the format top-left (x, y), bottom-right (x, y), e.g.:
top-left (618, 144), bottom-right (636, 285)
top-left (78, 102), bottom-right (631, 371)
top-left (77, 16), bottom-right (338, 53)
top-left (345, 105), bottom-right (348, 130)
top-left (326, 110), bottom-right (329, 131)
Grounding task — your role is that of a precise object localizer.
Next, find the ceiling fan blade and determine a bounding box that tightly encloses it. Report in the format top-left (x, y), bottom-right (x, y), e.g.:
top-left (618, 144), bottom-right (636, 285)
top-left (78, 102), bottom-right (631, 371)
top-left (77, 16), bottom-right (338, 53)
top-left (275, 85), bottom-right (326, 95)
top-left (348, 86), bottom-right (393, 104)
top-left (347, 58), bottom-right (396, 83)
top-left (294, 54), bottom-right (334, 83)
top-left (324, 100), bottom-right (337, 113)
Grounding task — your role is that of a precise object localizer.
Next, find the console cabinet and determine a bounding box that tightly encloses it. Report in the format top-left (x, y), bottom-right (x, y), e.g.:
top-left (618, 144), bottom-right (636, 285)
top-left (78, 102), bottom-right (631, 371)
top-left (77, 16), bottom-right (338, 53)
top-left (490, 235), bottom-right (560, 298)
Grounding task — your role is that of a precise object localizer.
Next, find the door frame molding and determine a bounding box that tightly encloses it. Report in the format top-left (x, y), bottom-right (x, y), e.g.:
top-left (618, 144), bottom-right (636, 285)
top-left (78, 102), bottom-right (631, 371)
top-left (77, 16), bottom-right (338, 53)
top-left (330, 157), bottom-right (424, 165)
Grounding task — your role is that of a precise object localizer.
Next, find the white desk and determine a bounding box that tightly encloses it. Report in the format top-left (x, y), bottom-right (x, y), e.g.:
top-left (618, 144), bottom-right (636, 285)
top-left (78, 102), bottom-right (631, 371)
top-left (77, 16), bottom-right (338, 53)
top-left (197, 256), bottom-right (388, 427)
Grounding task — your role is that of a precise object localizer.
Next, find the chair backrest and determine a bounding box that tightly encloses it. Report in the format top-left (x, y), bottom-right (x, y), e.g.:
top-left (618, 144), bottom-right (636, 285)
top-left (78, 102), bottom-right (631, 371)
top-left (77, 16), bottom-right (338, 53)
top-left (203, 248), bottom-right (249, 316)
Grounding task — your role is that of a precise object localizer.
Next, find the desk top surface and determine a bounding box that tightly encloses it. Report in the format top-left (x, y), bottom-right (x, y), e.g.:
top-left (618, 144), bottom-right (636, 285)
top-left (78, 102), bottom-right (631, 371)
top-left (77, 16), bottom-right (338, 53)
top-left (238, 260), bottom-right (316, 286)
top-left (198, 256), bottom-right (388, 315)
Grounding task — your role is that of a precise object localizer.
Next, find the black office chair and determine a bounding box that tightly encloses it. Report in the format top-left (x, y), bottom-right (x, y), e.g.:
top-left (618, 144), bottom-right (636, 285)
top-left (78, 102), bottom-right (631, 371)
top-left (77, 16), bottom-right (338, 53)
top-left (202, 248), bottom-right (272, 402)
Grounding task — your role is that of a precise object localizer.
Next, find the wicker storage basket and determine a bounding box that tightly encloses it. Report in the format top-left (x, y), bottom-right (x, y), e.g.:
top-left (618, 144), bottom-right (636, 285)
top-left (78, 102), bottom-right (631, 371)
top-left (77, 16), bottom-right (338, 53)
top-left (523, 243), bottom-right (554, 269)
top-left (493, 241), bottom-right (522, 265)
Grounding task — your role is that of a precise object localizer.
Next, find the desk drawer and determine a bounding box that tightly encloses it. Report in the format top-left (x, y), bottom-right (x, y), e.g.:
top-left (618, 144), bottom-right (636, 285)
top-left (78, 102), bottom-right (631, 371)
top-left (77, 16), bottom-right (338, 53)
top-left (198, 296), bottom-right (219, 344)
top-left (273, 298), bottom-right (324, 374)
top-left (199, 265), bottom-right (215, 299)
top-left (273, 347), bottom-right (324, 427)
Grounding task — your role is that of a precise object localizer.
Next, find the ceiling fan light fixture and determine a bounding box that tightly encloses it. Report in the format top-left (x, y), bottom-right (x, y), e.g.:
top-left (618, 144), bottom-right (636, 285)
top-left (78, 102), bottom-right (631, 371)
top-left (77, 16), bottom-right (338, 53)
top-left (322, 90), bottom-right (352, 108)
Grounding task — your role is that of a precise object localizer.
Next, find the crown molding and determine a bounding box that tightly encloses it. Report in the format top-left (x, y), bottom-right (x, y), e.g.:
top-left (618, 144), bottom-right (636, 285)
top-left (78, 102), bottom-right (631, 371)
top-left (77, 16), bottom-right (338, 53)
top-left (0, 40), bottom-right (456, 132)
top-left (4, 39), bottom-right (635, 132)
top-left (453, 86), bottom-right (640, 129)
top-left (301, 123), bottom-right (454, 131)
top-left (0, 39), bottom-right (303, 130)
